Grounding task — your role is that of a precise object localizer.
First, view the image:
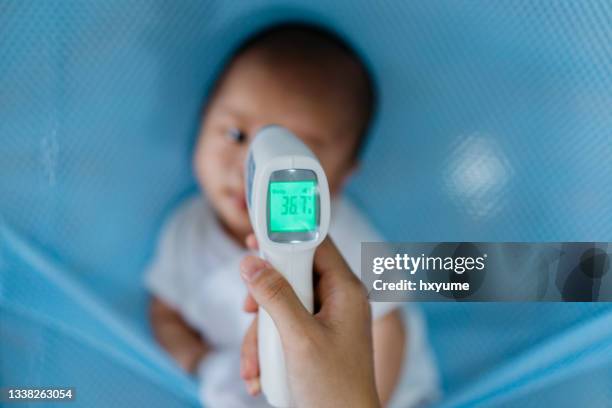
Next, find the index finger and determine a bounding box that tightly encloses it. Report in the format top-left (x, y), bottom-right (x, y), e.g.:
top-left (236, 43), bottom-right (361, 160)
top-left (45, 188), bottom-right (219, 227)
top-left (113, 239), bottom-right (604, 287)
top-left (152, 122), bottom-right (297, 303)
top-left (245, 233), bottom-right (259, 251)
top-left (313, 237), bottom-right (362, 304)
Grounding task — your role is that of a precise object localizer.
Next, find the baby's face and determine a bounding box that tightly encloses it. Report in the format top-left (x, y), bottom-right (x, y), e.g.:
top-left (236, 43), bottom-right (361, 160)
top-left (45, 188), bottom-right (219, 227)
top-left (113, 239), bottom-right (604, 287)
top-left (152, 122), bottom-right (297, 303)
top-left (194, 49), bottom-right (364, 238)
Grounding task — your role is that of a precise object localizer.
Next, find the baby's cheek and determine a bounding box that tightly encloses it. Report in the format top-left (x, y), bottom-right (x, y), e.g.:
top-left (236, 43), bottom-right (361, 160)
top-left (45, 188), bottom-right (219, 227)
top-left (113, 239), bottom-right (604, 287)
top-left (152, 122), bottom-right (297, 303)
top-left (201, 145), bottom-right (236, 188)
top-left (199, 155), bottom-right (221, 189)
top-left (193, 146), bottom-right (217, 190)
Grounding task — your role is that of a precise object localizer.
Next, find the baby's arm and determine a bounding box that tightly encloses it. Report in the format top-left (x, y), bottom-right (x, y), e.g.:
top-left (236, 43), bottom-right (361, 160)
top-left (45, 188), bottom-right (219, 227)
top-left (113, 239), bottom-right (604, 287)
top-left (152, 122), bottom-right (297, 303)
top-left (372, 308), bottom-right (406, 406)
top-left (150, 295), bottom-right (210, 374)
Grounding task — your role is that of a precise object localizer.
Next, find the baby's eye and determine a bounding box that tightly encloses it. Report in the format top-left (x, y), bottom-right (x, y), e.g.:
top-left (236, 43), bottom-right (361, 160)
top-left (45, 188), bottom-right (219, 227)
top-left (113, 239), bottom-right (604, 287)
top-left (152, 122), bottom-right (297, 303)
top-left (226, 127), bottom-right (247, 144)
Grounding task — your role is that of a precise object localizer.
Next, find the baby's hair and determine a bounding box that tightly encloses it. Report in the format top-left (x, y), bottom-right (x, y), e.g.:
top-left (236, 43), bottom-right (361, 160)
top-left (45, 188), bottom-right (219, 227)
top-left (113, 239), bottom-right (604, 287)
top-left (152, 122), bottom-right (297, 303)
top-left (213, 22), bottom-right (377, 160)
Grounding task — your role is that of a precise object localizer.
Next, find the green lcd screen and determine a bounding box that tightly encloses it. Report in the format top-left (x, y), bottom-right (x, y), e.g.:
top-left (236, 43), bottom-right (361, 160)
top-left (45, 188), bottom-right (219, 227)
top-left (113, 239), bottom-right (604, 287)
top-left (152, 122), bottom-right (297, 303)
top-left (268, 180), bottom-right (317, 233)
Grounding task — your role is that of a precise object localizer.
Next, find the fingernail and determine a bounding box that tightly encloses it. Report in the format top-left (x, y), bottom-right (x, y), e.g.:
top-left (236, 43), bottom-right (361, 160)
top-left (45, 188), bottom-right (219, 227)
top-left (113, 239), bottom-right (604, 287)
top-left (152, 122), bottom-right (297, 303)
top-left (246, 378), bottom-right (261, 395)
top-left (240, 258), bottom-right (267, 282)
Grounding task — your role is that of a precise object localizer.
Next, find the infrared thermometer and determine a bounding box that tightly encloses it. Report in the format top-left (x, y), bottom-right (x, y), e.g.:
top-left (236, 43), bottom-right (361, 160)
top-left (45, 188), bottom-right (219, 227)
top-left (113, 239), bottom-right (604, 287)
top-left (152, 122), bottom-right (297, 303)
top-left (245, 125), bottom-right (330, 407)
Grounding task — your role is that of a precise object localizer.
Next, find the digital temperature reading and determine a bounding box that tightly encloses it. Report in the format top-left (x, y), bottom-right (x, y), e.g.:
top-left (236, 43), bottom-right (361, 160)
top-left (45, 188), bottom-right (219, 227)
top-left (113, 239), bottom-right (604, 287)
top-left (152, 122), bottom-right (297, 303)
top-left (268, 180), bottom-right (317, 232)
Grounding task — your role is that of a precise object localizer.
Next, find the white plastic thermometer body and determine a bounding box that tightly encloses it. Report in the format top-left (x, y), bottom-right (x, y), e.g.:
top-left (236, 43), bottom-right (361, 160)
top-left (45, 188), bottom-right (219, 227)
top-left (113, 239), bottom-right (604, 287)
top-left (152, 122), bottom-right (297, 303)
top-left (245, 125), bottom-right (330, 407)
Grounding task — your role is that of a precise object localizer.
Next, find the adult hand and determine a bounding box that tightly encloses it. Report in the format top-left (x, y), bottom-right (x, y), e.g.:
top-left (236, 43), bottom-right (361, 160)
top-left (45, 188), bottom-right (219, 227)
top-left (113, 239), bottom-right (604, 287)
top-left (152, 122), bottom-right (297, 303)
top-left (239, 236), bottom-right (380, 408)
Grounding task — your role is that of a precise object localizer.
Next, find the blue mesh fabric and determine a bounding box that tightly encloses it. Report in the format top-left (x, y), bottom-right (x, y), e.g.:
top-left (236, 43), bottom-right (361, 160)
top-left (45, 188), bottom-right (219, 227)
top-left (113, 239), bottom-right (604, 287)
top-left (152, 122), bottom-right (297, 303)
top-left (1, 1), bottom-right (611, 407)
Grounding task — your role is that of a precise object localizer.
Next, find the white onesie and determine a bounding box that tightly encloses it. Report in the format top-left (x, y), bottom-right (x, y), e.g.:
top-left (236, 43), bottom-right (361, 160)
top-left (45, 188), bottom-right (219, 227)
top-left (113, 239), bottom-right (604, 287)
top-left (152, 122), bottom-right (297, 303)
top-left (145, 195), bottom-right (440, 407)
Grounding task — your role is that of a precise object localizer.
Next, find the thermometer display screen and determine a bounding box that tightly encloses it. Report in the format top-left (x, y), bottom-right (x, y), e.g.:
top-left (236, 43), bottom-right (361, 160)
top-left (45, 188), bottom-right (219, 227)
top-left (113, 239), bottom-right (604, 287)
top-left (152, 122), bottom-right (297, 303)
top-left (269, 180), bottom-right (317, 232)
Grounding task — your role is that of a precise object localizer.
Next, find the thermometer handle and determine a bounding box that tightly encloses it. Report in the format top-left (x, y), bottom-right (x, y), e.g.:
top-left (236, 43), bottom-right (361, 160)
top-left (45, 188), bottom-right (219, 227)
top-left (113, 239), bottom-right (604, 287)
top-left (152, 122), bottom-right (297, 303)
top-left (258, 249), bottom-right (314, 408)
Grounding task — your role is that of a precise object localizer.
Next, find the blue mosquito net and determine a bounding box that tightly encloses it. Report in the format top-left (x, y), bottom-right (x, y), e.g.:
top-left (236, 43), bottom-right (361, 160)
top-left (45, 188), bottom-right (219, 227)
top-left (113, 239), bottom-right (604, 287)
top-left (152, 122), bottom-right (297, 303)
top-left (1, 1), bottom-right (612, 407)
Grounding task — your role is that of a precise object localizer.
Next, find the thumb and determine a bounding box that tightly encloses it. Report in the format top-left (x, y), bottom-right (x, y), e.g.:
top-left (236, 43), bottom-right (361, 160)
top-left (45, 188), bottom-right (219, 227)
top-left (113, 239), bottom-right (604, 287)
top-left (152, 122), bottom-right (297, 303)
top-left (240, 255), bottom-right (311, 335)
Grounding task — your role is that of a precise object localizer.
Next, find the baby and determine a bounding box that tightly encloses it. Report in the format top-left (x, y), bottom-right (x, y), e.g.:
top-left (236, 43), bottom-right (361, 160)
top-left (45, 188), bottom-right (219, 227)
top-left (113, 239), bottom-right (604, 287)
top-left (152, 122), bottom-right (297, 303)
top-left (145, 23), bottom-right (439, 407)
